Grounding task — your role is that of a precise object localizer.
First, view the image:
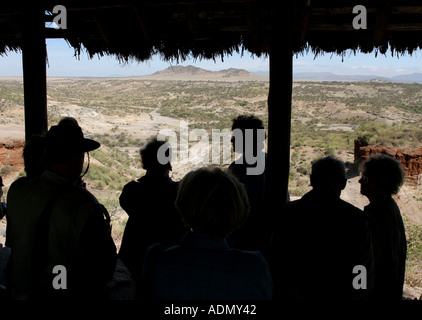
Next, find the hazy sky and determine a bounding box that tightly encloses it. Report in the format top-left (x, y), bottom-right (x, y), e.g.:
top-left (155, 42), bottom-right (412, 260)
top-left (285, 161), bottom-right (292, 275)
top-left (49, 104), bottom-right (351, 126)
top-left (1, 38), bottom-right (422, 78)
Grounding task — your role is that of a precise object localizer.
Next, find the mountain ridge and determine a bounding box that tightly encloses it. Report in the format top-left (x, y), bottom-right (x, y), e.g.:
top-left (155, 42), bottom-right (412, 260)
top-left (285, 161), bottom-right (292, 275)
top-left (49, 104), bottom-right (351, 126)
top-left (149, 66), bottom-right (422, 83)
top-left (144, 65), bottom-right (267, 81)
top-left (293, 71), bottom-right (422, 83)
top-left (16, 64), bottom-right (422, 83)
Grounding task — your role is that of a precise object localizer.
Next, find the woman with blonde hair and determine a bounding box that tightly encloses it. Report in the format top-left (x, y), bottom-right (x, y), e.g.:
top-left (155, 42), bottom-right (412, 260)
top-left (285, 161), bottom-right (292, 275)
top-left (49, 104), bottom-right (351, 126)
top-left (144, 167), bottom-right (272, 300)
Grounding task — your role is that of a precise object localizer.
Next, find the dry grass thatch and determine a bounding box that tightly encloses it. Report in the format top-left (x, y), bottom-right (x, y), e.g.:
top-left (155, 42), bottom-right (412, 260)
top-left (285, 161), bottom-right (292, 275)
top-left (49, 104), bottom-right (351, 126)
top-left (1, 1), bottom-right (422, 62)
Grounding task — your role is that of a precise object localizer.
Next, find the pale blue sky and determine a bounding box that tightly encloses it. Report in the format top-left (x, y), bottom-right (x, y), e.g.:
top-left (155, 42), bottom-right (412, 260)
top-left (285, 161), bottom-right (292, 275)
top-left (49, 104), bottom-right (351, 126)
top-left (1, 38), bottom-right (422, 78)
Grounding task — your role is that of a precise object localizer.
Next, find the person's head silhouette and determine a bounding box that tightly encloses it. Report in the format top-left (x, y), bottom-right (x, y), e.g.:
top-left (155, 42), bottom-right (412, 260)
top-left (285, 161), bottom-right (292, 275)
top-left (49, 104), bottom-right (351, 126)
top-left (310, 156), bottom-right (347, 196)
top-left (231, 115), bottom-right (265, 156)
top-left (359, 154), bottom-right (405, 202)
top-left (176, 167), bottom-right (249, 238)
top-left (141, 138), bottom-right (172, 175)
top-left (44, 124), bottom-right (100, 182)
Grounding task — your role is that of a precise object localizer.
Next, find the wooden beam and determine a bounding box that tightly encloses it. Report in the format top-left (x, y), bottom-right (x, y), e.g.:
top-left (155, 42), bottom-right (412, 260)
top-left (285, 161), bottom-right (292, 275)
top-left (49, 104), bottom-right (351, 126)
top-left (387, 23), bottom-right (422, 31)
top-left (306, 22), bottom-right (422, 32)
top-left (266, 2), bottom-right (293, 210)
top-left (22, 7), bottom-right (47, 141)
top-left (310, 7), bottom-right (377, 15)
top-left (392, 6), bottom-right (422, 14)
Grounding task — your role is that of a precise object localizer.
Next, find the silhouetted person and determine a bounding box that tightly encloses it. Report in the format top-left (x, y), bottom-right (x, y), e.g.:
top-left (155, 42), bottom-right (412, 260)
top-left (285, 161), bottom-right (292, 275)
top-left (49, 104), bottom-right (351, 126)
top-left (6, 123), bottom-right (75, 248)
top-left (57, 117), bottom-right (91, 188)
top-left (6, 118), bottom-right (87, 250)
top-left (359, 154), bottom-right (407, 301)
top-left (58, 116), bottom-right (79, 127)
top-left (22, 134), bottom-right (46, 178)
top-left (7, 124), bottom-right (116, 300)
top-left (4, 135), bottom-right (46, 292)
top-left (272, 156), bottom-right (374, 301)
top-left (227, 115), bottom-right (271, 255)
top-left (0, 176), bottom-right (6, 221)
top-left (119, 138), bottom-right (185, 299)
top-left (143, 167), bottom-right (272, 300)
top-left (22, 117), bottom-right (78, 179)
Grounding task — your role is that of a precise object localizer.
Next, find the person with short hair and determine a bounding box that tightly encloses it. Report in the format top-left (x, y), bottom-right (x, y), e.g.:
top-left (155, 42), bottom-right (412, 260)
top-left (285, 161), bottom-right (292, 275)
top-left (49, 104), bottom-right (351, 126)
top-left (144, 167), bottom-right (272, 300)
top-left (227, 115), bottom-right (271, 255)
top-left (119, 138), bottom-right (185, 299)
top-left (272, 156), bottom-right (374, 301)
top-left (359, 154), bottom-right (407, 300)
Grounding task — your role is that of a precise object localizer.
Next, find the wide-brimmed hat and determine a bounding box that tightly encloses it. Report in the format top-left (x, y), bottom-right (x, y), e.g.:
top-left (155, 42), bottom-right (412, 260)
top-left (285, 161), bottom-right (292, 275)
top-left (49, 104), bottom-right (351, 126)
top-left (45, 124), bottom-right (100, 154)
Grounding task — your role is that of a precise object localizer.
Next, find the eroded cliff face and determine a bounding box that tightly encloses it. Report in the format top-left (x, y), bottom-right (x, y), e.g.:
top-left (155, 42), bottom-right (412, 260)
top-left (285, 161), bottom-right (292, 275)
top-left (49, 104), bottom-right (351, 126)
top-left (354, 138), bottom-right (422, 185)
top-left (0, 140), bottom-right (24, 174)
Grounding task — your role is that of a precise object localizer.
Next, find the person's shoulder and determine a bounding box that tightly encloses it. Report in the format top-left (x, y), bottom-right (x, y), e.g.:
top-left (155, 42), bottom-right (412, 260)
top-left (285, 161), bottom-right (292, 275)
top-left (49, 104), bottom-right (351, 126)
top-left (161, 243), bottom-right (183, 254)
top-left (336, 199), bottom-right (370, 231)
top-left (385, 195), bottom-right (400, 210)
top-left (7, 177), bottom-right (26, 195)
top-left (124, 179), bottom-right (142, 189)
top-left (152, 243), bottom-right (184, 264)
top-left (286, 197), bottom-right (301, 208)
top-left (286, 194), bottom-right (310, 213)
top-left (226, 247), bottom-right (269, 266)
top-left (121, 179), bottom-right (145, 195)
top-left (7, 176), bottom-right (46, 202)
top-left (370, 196), bottom-right (401, 218)
top-left (9, 175), bottom-right (27, 186)
top-left (229, 249), bottom-right (271, 278)
top-left (8, 176), bottom-right (36, 190)
top-left (338, 198), bottom-right (364, 216)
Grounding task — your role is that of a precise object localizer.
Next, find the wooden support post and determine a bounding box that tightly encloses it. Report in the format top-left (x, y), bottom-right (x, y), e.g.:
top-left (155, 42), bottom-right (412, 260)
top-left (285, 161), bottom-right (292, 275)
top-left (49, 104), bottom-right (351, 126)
top-left (22, 7), bottom-right (48, 141)
top-left (266, 3), bottom-right (293, 214)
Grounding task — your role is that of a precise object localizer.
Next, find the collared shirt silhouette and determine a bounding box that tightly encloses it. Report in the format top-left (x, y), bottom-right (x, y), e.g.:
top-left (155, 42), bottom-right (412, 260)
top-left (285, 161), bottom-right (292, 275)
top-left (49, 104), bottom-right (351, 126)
top-left (272, 156), bottom-right (374, 301)
top-left (148, 231), bottom-right (272, 300)
top-left (144, 167), bottom-right (272, 300)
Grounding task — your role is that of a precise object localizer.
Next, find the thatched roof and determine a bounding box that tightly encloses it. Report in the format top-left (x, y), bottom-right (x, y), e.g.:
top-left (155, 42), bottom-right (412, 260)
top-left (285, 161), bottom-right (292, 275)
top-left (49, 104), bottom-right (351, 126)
top-left (1, 0), bottom-right (422, 62)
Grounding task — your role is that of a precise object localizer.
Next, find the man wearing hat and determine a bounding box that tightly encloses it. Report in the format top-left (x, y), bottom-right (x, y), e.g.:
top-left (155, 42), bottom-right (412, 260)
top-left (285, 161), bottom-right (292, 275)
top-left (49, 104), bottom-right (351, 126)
top-left (7, 123), bottom-right (116, 300)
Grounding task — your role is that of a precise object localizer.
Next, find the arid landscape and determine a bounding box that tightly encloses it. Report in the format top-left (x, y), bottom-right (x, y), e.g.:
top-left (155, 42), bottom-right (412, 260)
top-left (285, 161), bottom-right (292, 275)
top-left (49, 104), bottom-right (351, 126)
top-left (1, 66), bottom-right (421, 298)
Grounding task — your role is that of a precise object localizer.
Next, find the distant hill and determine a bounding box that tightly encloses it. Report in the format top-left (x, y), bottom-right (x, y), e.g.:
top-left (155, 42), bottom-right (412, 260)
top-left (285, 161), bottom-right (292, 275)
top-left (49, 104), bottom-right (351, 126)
top-left (294, 72), bottom-right (390, 82)
top-left (134, 66), bottom-right (422, 83)
top-left (390, 73), bottom-right (422, 83)
top-left (215, 68), bottom-right (252, 78)
top-left (141, 65), bottom-right (268, 81)
top-left (152, 65), bottom-right (212, 76)
top-left (293, 72), bottom-right (422, 83)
